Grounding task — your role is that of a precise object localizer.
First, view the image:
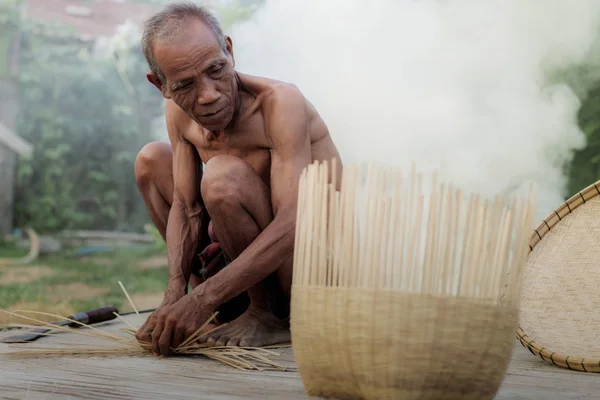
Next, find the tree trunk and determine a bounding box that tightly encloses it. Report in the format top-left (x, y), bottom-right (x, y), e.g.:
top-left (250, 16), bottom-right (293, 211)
top-left (0, 23), bottom-right (21, 132)
top-left (0, 16), bottom-right (22, 235)
top-left (116, 178), bottom-right (127, 230)
top-left (0, 145), bottom-right (16, 235)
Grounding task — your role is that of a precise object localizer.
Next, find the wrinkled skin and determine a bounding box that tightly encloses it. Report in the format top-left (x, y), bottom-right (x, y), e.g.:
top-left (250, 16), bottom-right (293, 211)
top-left (134, 16), bottom-right (342, 356)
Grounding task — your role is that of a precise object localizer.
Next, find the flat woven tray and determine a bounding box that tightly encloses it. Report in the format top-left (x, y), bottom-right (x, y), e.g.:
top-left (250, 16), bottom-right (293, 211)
top-left (517, 180), bottom-right (600, 373)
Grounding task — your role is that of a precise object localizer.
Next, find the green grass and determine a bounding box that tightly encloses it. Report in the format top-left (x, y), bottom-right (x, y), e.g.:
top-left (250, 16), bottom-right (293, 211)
top-left (0, 244), bottom-right (168, 316)
top-left (0, 246), bottom-right (28, 258)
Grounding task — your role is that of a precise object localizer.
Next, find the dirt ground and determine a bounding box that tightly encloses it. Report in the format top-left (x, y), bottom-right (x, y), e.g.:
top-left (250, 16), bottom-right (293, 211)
top-left (127, 292), bottom-right (164, 311)
top-left (0, 252), bottom-right (167, 326)
top-left (0, 301), bottom-right (75, 326)
top-left (47, 283), bottom-right (110, 302)
top-left (1, 265), bottom-right (54, 285)
top-left (138, 256), bottom-right (167, 270)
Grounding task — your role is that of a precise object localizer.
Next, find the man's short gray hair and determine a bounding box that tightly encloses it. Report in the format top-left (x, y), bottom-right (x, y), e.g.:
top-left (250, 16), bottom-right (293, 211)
top-left (141, 2), bottom-right (227, 83)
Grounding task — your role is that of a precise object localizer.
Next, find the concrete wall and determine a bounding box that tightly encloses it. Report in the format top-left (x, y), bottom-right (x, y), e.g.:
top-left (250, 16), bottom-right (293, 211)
top-left (0, 142), bottom-right (16, 235)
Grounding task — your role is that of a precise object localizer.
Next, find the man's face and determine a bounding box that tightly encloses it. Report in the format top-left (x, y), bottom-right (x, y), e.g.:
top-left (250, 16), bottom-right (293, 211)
top-left (151, 20), bottom-right (237, 132)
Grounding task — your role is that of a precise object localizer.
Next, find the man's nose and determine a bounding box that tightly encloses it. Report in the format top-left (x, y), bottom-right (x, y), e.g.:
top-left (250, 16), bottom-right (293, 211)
top-left (196, 80), bottom-right (221, 106)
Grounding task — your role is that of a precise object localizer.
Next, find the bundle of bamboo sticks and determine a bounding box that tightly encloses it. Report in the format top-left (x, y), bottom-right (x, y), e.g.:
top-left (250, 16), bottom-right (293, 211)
top-left (0, 282), bottom-right (289, 372)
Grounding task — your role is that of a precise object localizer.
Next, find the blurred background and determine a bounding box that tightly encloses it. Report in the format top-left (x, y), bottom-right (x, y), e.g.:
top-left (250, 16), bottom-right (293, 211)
top-left (1, 0), bottom-right (600, 323)
top-left (0, 0), bottom-right (265, 324)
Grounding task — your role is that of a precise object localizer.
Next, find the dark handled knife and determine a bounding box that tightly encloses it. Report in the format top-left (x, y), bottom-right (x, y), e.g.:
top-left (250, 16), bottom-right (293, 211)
top-left (0, 305), bottom-right (119, 343)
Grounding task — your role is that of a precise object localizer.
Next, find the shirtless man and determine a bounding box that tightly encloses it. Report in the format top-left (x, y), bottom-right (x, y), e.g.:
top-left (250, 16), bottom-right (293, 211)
top-left (134, 3), bottom-right (342, 356)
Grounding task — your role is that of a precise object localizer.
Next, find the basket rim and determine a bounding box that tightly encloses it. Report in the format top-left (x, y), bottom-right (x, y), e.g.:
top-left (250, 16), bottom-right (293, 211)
top-left (517, 179), bottom-right (600, 373)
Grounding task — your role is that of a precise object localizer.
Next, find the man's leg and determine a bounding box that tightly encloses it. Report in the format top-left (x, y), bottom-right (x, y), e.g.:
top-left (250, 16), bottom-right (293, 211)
top-left (135, 143), bottom-right (250, 321)
top-left (134, 142), bottom-right (220, 292)
top-left (200, 155), bottom-right (292, 347)
top-left (135, 142), bottom-right (173, 240)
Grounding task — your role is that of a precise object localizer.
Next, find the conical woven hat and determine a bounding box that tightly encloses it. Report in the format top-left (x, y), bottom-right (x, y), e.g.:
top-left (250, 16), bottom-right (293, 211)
top-left (518, 180), bottom-right (600, 373)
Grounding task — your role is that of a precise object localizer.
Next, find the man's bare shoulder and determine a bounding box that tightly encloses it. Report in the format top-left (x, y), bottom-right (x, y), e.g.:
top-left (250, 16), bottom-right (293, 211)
top-left (239, 73), bottom-right (304, 107)
top-left (239, 73), bottom-right (324, 142)
top-left (239, 72), bottom-right (294, 91)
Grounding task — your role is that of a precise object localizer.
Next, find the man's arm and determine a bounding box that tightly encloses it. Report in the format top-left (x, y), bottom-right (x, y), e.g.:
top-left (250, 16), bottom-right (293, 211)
top-left (136, 104), bottom-right (208, 347)
top-left (163, 107), bottom-right (207, 300)
top-left (197, 85), bottom-right (313, 308)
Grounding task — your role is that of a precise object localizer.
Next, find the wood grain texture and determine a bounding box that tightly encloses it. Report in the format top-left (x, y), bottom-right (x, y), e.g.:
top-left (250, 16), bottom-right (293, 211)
top-left (1, 313), bottom-right (599, 399)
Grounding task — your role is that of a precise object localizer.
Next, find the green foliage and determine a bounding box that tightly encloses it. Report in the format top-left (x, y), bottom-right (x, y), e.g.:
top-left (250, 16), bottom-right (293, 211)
top-left (0, 246), bottom-right (168, 311)
top-left (144, 224), bottom-right (167, 251)
top-left (13, 25), bottom-right (163, 232)
top-left (567, 82), bottom-right (600, 194)
top-left (0, 0), bottom-right (21, 21)
top-left (0, 0), bottom-right (20, 78)
top-left (0, 29), bottom-right (11, 78)
top-left (218, 0), bottom-right (267, 27)
top-left (3, 0), bottom-right (265, 234)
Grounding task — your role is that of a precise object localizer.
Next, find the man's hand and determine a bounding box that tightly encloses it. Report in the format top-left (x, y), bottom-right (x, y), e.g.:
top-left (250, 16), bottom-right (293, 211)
top-left (137, 290), bottom-right (215, 357)
top-left (135, 284), bottom-right (186, 346)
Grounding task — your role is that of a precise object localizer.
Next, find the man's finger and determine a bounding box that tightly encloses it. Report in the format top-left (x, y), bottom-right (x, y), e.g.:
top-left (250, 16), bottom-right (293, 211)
top-left (135, 329), bottom-right (144, 342)
top-left (158, 321), bottom-right (174, 356)
top-left (136, 320), bottom-right (151, 341)
top-left (140, 317), bottom-right (156, 339)
top-left (171, 325), bottom-right (187, 351)
top-left (139, 312), bottom-right (157, 332)
top-left (151, 321), bottom-right (164, 356)
top-left (139, 324), bottom-right (154, 344)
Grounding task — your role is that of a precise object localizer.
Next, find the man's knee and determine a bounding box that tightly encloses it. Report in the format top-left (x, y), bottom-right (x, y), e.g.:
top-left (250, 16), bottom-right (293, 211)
top-left (135, 141), bottom-right (171, 186)
top-left (201, 155), bottom-right (252, 207)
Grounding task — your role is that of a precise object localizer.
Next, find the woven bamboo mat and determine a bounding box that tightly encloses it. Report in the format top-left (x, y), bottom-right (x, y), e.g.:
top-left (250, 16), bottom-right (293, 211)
top-left (518, 181), bottom-right (600, 372)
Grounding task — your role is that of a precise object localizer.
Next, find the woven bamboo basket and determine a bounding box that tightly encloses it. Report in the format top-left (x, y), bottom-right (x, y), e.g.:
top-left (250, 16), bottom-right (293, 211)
top-left (517, 180), bottom-right (600, 373)
top-left (291, 161), bottom-right (536, 400)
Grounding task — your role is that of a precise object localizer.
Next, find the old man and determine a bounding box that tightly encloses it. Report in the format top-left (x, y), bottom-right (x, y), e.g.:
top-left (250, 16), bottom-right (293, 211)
top-left (134, 2), bottom-right (342, 356)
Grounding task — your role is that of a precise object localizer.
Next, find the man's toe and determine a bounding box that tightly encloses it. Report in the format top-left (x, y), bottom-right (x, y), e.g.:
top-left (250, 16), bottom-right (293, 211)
top-left (206, 336), bottom-right (218, 346)
top-left (225, 337), bottom-right (240, 347)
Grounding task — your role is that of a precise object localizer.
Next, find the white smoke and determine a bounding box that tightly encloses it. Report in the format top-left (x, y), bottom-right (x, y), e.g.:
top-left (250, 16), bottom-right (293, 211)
top-left (229, 0), bottom-right (600, 222)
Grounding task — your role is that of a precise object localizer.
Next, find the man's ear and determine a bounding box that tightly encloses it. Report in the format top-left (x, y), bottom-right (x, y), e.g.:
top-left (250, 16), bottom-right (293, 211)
top-left (146, 72), bottom-right (171, 99)
top-left (225, 36), bottom-right (235, 67)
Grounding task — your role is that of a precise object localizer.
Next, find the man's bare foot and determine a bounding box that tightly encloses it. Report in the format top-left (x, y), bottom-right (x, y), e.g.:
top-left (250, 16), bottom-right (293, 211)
top-left (205, 306), bottom-right (290, 347)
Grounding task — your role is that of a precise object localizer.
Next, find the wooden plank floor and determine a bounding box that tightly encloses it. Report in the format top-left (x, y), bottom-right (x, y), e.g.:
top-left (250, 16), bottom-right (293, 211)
top-left (1, 312), bottom-right (599, 399)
